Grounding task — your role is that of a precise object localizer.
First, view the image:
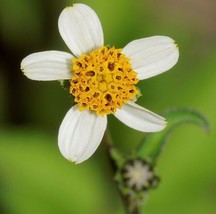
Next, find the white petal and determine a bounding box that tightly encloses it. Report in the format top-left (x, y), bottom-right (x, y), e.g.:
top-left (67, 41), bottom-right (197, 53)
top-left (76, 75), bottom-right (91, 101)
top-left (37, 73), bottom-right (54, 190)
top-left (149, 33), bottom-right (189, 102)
top-left (58, 3), bottom-right (104, 57)
top-left (123, 36), bottom-right (179, 80)
top-left (114, 101), bottom-right (166, 132)
top-left (58, 105), bottom-right (107, 164)
top-left (21, 51), bottom-right (73, 81)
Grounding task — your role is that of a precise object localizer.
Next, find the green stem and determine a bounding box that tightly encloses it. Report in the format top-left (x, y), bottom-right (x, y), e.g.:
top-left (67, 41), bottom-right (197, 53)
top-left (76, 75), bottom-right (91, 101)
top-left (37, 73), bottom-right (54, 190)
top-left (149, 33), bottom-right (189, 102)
top-left (103, 129), bottom-right (140, 214)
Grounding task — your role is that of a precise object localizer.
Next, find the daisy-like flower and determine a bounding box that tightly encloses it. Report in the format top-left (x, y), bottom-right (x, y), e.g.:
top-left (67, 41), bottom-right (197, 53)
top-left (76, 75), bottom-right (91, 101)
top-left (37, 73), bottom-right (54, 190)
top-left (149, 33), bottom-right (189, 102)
top-left (20, 3), bottom-right (179, 164)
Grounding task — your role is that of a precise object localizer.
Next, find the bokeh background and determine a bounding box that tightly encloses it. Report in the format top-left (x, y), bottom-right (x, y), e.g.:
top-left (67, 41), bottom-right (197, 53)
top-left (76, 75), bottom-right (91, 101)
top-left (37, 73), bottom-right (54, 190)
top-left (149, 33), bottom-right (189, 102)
top-left (1, 0), bottom-right (216, 213)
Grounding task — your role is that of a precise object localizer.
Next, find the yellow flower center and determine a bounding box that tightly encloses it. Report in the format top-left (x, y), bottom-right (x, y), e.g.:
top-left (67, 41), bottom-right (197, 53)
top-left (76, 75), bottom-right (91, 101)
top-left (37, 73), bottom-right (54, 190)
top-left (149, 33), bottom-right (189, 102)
top-left (70, 46), bottom-right (139, 116)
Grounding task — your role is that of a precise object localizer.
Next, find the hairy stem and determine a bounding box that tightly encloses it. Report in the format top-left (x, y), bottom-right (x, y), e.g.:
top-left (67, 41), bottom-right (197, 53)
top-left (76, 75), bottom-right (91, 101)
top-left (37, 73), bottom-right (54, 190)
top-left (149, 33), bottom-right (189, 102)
top-left (103, 130), bottom-right (140, 214)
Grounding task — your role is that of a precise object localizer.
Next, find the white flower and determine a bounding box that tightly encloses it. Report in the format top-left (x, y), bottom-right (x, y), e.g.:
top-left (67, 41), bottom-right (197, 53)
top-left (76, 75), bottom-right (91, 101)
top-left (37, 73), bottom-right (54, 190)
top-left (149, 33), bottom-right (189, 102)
top-left (20, 3), bottom-right (179, 164)
top-left (122, 159), bottom-right (158, 191)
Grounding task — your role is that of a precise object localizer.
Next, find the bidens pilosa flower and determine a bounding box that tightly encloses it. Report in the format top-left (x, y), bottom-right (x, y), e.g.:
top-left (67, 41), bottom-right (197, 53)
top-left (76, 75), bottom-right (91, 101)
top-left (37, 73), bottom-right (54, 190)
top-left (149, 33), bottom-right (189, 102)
top-left (20, 3), bottom-right (179, 163)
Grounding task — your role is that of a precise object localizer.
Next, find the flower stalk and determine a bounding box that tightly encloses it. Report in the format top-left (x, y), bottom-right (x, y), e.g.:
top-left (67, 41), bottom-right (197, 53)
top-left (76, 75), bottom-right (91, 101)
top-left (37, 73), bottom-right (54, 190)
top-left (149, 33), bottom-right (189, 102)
top-left (103, 129), bottom-right (160, 214)
top-left (102, 130), bottom-right (140, 214)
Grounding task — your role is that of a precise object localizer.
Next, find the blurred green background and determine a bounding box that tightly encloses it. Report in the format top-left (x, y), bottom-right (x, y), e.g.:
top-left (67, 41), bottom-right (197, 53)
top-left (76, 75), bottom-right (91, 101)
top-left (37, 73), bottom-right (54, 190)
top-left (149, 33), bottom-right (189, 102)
top-left (0, 0), bottom-right (216, 213)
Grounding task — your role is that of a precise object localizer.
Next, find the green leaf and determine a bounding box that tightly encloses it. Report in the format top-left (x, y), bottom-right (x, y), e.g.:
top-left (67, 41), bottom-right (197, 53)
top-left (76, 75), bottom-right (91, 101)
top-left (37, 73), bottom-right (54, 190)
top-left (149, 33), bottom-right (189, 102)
top-left (137, 107), bottom-right (210, 162)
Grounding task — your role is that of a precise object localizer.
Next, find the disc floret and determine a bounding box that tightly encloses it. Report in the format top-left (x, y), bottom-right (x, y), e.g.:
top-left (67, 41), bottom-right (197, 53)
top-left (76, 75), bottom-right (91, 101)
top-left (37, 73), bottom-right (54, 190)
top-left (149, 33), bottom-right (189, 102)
top-left (70, 46), bottom-right (139, 116)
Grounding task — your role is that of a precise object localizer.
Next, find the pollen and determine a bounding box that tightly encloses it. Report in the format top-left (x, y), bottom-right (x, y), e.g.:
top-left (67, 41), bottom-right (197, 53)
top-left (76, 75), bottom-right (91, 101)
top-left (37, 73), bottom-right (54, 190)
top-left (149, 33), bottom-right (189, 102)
top-left (70, 46), bottom-right (139, 116)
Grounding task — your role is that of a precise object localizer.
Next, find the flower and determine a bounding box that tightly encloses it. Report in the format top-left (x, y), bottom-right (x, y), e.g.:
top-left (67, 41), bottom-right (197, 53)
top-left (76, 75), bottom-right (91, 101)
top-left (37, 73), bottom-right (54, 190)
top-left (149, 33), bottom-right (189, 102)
top-left (20, 3), bottom-right (179, 164)
top-left (122, 159), bottom-right (159, 191)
